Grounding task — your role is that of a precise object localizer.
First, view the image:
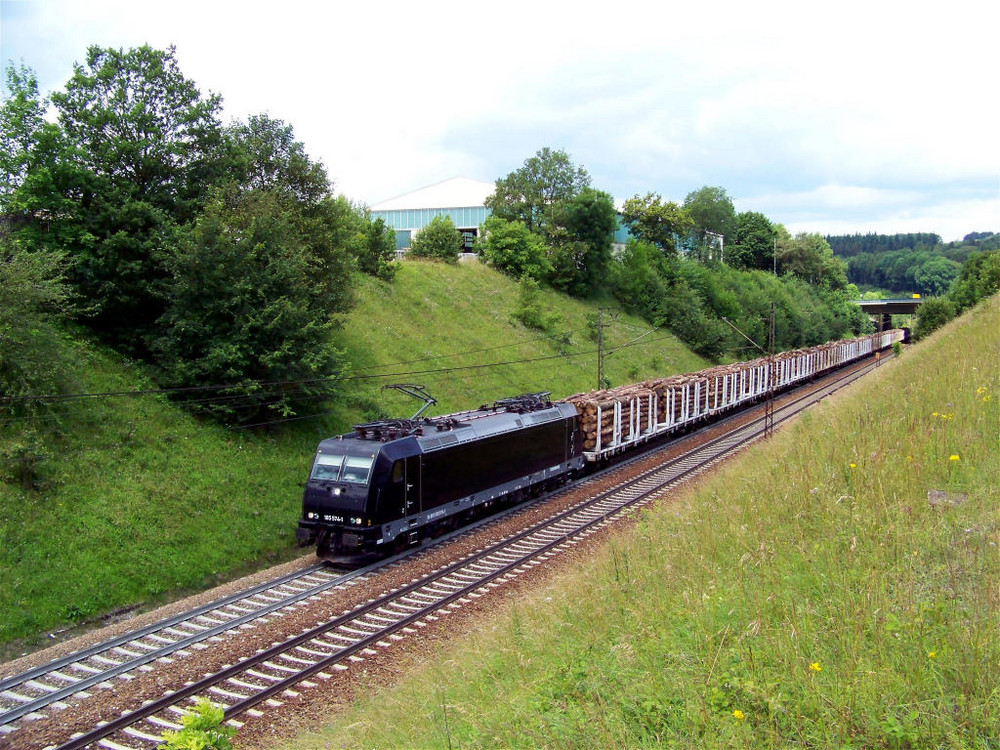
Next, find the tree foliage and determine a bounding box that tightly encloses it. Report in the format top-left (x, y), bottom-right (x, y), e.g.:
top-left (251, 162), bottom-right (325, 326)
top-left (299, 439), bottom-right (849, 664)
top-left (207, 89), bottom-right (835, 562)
top-left (683, 185), bottom-right (736, 255)
top-left (0, 239), bottom-right (75, 412)
top-left (728, 211), bottom-right (776, 271)
top-left (226, 113), bottom-right (330, 204)
top-left (607, 238), bottom-right (867, 361)
top-left (950, 249), bottom-right (1000, 312)
top-left (913, 296), bottom-right (956, 340)
top-left (52, 45), bottom-right (224, 218)
top-left (844, 248), bottom-right (962, 295)
top-left (776, 229), bottom-right (848, 290)
top-left (548, 187), bottom-right (616, 297)
top-left (485, 147), bottom-right (590, 235)
top-left (619, 192), bottom-right (692, 254)
top-left (485, 150), bottom-right (615, 299)
top-left (1, 49), bottom-right (397, 427)
top-left (153, 189), bottom-right (347, 423)
top-left (408, 214), bottom-right (462, 263)
top-left (0, 63), bottom-right (47, 196)
top-left (826, 232), bottom-right (944, 258)
top-left (476, 216), bottom-right (551, 280)
top-left (353, 215), bottom-right (398, 281)
top-left (44, 45), bottom-right (225, 346)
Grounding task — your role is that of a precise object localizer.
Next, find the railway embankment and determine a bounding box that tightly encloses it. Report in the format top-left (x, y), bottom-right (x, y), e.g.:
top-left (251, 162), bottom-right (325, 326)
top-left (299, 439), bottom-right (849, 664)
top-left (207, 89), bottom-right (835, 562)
top-left (277, 294), bottom-right (1000, 748)
top-left (0, 260), bottom-right (702, 658)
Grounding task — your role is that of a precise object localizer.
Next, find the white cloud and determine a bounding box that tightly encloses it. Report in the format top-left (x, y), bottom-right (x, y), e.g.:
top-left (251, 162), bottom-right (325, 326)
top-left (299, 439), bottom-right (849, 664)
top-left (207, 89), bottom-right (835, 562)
top-left (2, 0), bottom-right (998, 235)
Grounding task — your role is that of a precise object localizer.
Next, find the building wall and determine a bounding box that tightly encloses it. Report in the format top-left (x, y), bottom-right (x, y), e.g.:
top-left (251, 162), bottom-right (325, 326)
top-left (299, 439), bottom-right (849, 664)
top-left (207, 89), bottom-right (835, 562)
top-left (373, 204), bottom-right (632, 252)
top-left (372, 205), bottom-right (491, 250)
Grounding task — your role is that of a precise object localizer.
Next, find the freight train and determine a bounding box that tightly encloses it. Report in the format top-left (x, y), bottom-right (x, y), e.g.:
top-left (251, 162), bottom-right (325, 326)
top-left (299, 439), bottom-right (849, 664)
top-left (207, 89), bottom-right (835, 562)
top-left (296, 330), bottom-right (905, 559)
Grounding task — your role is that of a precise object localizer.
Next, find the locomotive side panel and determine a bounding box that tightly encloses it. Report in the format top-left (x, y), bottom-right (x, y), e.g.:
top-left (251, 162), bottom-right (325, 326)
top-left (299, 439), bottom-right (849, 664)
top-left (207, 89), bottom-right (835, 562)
top-left (420, 416), bottom-right (579, 511)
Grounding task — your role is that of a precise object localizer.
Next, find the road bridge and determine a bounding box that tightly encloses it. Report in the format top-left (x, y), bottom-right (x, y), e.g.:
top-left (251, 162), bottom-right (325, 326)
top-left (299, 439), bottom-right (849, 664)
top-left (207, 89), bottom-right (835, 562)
top-left (855, 297), bottom-right (923, 328)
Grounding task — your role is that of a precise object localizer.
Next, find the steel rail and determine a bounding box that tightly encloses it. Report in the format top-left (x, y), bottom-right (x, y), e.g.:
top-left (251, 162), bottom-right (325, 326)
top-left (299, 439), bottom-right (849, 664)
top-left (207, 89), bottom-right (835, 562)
top-left (51, 354), bottom-right (882, 750)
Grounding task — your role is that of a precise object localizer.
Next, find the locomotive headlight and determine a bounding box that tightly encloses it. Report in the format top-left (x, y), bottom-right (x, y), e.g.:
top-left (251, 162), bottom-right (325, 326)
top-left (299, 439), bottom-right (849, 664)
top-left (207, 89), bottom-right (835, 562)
top-left (307, 512), bottom-right (317, 520)
top-left (332, 488), bottom-right (342, 496)
top-left (351, 516), bottom-right (363, 525)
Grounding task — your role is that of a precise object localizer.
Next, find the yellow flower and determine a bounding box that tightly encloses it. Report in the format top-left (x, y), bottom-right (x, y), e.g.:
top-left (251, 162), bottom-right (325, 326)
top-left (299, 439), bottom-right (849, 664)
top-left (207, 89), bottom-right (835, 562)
top-left (932, 411), bottom-right (939, 417)
top-left (849, 463), bottom-right (856, 469)
top-left (949, 454), bottom-right (960, 462)
top-left (809, 662), bottom-right (822, 672)
top-left (733, 709), bottom-right (745, 720)
top-left (928, 651), bottom-right (936, 659)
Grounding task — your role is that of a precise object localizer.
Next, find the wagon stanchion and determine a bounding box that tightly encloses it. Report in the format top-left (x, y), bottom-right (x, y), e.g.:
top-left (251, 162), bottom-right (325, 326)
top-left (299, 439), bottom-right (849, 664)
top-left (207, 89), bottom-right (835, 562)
top-left (720, 313), bottom-right (774, 438)
top-left (765, 303), bottom-right (775, 438)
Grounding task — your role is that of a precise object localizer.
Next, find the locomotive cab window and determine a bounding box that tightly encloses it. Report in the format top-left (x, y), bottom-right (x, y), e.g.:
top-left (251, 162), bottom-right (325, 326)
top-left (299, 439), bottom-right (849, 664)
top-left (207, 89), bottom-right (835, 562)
top-left (342, 455), bottom-right (375, 484)
top-left (311, 453), bottom-right (345, 481)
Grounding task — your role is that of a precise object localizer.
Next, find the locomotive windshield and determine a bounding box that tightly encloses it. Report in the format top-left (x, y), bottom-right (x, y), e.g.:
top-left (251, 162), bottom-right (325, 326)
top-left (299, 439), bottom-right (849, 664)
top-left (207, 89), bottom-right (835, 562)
top-left (310, 453), bottom-right (345, 481)
top-left (342, 456), bottom-right (374, 484)
top-left (309, 452), bottom-right (374, 484)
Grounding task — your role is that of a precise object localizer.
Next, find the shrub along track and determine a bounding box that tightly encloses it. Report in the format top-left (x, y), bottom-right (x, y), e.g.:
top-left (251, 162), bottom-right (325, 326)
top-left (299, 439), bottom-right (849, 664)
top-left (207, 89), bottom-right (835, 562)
top-left (0, 355), bottom-right (886, 750)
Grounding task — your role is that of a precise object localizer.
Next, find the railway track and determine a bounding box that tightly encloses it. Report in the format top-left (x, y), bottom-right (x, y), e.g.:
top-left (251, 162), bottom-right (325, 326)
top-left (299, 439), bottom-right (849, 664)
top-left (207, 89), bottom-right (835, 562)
top-left (1, 355), bottom-right (884, 750)
top-left (0, 564), bottom-right (358, 727)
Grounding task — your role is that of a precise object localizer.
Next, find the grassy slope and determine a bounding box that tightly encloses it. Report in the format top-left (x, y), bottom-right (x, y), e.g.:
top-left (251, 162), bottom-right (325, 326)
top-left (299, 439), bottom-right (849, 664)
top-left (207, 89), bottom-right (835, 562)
top-left (334, 260), bottom-right (705, 418)
top-left (0, 260), bottom-right (704, 652)
top-left (280, 295), bottom-right (1000, 749)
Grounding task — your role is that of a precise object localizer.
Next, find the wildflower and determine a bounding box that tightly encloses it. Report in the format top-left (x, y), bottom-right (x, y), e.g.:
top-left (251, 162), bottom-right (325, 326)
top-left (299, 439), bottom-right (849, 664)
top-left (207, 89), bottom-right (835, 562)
top-left (949, 454), bottom-right (960, 462)
top-left (928, 651), bottom-right (936, 659)
top-left (809, 662), bottom-right (822, 672)
top-left (733, 709), bottom-right (745, 721)
top-left (849, 463), bottom-right (856, 469)
top-left (932, 411), bottom-right (939, 417)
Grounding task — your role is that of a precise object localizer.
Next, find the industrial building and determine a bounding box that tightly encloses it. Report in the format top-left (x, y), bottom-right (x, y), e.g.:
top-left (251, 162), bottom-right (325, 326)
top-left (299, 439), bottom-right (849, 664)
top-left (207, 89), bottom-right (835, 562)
top-left (369, 175), bottom-right (631, 254)
top-left (369, 177), bottom-right (494, 252)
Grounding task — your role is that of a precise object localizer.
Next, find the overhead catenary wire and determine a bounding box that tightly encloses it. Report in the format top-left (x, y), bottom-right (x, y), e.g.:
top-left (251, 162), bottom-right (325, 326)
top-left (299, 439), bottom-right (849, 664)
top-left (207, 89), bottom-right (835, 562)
top-left (1, 327), bottom-right (679, 410)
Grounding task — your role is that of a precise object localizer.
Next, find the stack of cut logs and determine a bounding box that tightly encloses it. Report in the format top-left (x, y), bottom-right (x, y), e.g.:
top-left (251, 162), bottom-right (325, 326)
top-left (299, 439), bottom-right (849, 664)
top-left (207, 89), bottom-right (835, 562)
top-left (563, 339), bottom-right (858, 452)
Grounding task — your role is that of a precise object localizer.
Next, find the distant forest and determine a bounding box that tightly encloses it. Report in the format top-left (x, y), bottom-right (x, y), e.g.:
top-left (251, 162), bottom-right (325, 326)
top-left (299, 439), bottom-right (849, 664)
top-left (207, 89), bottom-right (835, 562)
top-left (825, 232), bottom-right (999, 295)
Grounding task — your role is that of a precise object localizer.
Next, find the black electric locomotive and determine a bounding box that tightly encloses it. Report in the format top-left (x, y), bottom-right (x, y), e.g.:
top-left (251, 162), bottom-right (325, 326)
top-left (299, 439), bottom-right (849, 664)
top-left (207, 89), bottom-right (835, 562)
top-left (296, 393), bottom-right (584, 559)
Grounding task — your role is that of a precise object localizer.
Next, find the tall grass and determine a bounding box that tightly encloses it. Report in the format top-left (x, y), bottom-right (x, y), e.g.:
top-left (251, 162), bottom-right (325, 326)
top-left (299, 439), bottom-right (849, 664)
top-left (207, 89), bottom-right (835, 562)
top-left (280, 295), bottom-right (1000, 749)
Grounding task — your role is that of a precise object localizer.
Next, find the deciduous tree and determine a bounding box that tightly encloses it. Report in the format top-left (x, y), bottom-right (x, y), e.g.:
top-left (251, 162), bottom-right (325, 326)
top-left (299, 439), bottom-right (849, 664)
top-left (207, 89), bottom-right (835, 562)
top-left (619, 192), bottom-right (692, 254)
top-left (227, 113), bottom-right (330, 204)
top-left (485, 147), bottom-right (590, 235)
top-left (48, 45), bottom-right (226, 346)
top-left (683, 185), bottom-right (736, 256)
top-left (153, 189), bottom-right (346, 423)
top-left (775, 229), bottom-right (848, 290)
top-left (728, 211), bottom-right (776, 271)
top-left (549, 187), bottom-right (616, 296)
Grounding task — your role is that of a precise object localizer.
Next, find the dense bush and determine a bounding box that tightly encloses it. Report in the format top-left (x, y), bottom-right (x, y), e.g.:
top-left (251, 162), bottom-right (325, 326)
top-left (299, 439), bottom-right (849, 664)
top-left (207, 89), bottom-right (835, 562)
top-left (0, 242), bottom-right (76, 413)
top-left (408, 214), bottom-right (462, 263)
top-left (477, 216), bottom-right (551, 281)
top-left (153, 189), bottom-right (349, 423)
top-left (950, 249), bottom-right (1000, 313)
top-left (913, 296), bottom-right (956, 339)
top-left (607, 239), bottom-right (868, 361)
top-left (511, 275), bottom-right (560, 332)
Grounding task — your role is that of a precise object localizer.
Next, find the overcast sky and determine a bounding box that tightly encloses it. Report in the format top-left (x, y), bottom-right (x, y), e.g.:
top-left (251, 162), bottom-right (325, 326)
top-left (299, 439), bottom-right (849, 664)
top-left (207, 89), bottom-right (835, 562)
top-left (2, 0), bottom-right (997, 240)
